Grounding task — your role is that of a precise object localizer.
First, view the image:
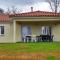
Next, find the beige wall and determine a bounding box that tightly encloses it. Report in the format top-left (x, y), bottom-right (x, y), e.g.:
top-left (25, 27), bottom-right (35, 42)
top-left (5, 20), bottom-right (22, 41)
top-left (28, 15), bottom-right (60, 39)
top-left (15, 23), bottom-right (42, 42)
top-left (15, 23), bottom-right (48, 42)
top-left (31, 24), bottom-right (41, 35)
top-left (32, 23), bottom-right (60, 41)
top-left (0, 22), bottom-right (13, 43)
top-left (16, 23), bottom-right (22, 42)
top-left (0, 17), bottom-right (59, 43)
top-left (15, 21), bottom-right (60, 42)
top-left (52, 24), bottom-right (60, 41)
top-left (14, 16), bottom-right (60, 21)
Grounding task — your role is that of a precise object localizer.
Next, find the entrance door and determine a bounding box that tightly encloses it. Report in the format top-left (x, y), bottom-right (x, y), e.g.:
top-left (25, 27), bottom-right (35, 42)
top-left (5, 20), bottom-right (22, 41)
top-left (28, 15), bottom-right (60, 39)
top-left (22, 25), bottom-right (31, 42)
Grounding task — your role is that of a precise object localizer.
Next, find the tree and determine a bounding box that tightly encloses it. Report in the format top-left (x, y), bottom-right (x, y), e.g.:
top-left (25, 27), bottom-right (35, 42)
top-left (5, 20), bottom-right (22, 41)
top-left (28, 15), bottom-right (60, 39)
top-left (0, 8), bottom-right (4, 14)
top-left (6, 8), bottom-right (11, 15)
top-left (11, 6), bottom-right (17, 14)
top-left (46, 0), bottom-right (60, 13)
top-left (6, 6), bottom-right (22, 14)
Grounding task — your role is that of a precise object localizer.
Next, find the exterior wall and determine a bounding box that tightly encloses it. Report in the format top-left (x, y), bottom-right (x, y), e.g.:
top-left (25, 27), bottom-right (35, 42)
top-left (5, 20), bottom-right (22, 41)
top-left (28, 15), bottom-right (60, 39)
top-left (14, 17), bottom-right (60, 21)
top-left (31, 24), bottom-right (41, 35)
top-left (32, 23), bottom-right (60, 41)
top-left (0, 22), bottom-right (13, 43)
top-left (52, 24), bottom-right (60, 41)
top-left (15, 23), bottom-right (50, 42)
top-left (0, 17), bottom-right (60, 43)
top-left (16, 23), bottom-right (42, 42)
top-left (14, 17), bottom-right (60, 42)
top-left (16, 23), bottom-right (21, 42)
top-left (15, 22), bottom-right (60, 42)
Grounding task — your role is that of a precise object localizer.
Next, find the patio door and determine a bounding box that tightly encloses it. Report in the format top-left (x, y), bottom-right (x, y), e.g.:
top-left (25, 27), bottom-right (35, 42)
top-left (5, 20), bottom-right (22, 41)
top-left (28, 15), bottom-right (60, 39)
top-left (22, 25), bottom-right (31, 42)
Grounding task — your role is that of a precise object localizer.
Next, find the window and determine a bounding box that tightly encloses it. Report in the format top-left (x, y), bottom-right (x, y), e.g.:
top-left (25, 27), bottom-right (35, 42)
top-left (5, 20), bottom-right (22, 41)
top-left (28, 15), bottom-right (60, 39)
top-left (22, 25), bottom-right (31, 36)
top-left (0, 26), bottom-right (4, 35)
top-left (22, 25), bottom-right (31, 42)
top-left (41, 26), bottom-right (51, 35)
top-left (27, 26), bottom-right (31, 35)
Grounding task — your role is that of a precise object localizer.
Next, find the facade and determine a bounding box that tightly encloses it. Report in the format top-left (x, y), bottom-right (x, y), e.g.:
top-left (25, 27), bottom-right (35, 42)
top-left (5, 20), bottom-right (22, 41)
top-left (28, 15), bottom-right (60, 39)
top-left (0, 11), bottom-right (60, 43)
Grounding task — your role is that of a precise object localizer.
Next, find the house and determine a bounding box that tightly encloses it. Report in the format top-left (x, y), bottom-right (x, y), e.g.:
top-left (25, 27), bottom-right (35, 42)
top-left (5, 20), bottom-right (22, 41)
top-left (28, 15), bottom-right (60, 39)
top-left (0, 11), bottom-right (60, 43)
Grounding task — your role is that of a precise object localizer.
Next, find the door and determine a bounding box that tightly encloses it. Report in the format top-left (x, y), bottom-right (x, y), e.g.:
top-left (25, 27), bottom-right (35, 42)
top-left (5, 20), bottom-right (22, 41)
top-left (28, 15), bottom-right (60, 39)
top-left (22, 25), bottom-right (31, 42)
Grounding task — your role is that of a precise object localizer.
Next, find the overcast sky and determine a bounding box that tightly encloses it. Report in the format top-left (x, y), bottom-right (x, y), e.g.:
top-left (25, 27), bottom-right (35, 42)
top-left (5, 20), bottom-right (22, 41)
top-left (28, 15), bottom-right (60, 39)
top-left (0, 0), bottom-right (52, 12)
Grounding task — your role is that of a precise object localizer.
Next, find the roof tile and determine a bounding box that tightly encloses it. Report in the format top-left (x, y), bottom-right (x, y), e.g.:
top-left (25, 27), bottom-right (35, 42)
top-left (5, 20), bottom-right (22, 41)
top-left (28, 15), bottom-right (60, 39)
top-left (0, 14), bottom-right (10, 22)
top-left (10, 11), bottom-right (60, 17)
top-left (0, 11), bottom-right (60, 22)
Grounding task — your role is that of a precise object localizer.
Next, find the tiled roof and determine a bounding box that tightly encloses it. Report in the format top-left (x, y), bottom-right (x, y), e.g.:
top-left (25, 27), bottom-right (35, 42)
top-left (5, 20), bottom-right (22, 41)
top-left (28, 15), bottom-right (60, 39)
top-left (0, 14), bottom-right (10, 22)
top-left (0, 11), bottom-right (60, 22)
top-left (10, 11), bottom-right (60, 17)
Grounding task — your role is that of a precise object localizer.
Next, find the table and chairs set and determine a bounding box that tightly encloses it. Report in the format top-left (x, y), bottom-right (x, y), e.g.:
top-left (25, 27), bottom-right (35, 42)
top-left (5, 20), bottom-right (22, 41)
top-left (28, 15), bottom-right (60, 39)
top-left (23, 35), bottom-right (53, 42)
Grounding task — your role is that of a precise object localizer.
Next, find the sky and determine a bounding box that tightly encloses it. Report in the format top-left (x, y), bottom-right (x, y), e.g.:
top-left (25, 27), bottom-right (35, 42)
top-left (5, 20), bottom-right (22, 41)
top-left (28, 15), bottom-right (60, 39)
top-left (0, 0), bottom-right (52, 13)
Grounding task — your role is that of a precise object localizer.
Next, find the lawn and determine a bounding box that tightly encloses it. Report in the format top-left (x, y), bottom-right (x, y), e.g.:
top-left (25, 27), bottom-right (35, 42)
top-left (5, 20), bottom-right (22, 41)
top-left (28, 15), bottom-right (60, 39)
top-left (0, 42), bottom-right (60, 53)
top-left (0, 42), bottom-right (60, 60)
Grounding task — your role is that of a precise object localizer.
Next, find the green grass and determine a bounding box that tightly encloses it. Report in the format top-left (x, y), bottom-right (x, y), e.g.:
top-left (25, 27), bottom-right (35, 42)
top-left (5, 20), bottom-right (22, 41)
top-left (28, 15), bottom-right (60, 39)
top-left (0, 42), bottom-right (60, 54)
top-left (0, 42), bottom-right (60, 60)
top-left (47, 55), bottom-right (60, 60)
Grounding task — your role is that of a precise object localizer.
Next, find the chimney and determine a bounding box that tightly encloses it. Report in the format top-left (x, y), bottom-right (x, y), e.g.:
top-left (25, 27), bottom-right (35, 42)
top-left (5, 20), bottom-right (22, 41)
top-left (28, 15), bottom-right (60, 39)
top-left (31, 7), bottom-right (33, 12)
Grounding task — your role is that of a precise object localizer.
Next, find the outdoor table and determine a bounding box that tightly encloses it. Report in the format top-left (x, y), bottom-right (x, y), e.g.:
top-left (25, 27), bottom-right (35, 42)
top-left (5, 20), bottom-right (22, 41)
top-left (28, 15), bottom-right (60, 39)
top-left (26, 35), bottom-right (36, 42)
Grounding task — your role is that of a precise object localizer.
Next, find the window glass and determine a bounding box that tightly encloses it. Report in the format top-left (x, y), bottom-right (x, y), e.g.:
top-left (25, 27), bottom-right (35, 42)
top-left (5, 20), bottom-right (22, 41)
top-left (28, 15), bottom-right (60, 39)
top-left (41, 26), bottom-right (51, 35)
top-left (0, 26), bottom-right (4, 35)
top-left (1, 26), bottom-right (4, 34)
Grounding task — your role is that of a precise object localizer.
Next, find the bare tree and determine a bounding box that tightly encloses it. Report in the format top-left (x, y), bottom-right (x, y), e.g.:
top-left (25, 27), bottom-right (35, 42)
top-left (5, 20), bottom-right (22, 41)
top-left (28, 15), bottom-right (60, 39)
top-left (11, 6), bottom-right (17, 14)
top-left (0, 8), bottom-right (4, 14)
top-left (6, 6), bottom-right (22, 14)
top-left (6, 8), bottom-right (11, 15)
top-left (46, 0), bottom-right (60, 13)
